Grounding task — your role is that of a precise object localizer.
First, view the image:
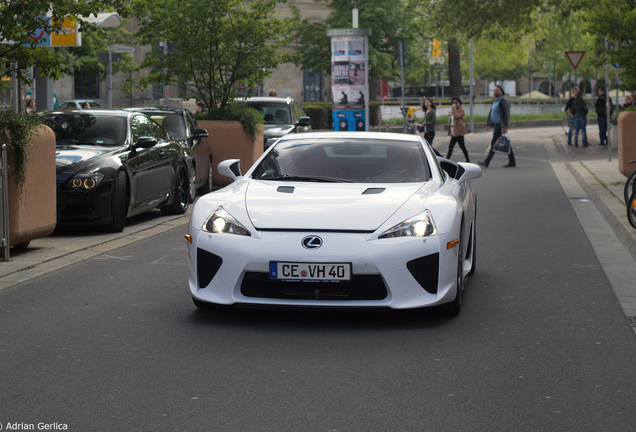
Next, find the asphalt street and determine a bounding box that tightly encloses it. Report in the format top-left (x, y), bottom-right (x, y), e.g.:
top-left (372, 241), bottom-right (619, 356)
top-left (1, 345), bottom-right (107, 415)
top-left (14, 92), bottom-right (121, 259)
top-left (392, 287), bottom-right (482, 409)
top-left (1, 127), bottom-right (636, 431)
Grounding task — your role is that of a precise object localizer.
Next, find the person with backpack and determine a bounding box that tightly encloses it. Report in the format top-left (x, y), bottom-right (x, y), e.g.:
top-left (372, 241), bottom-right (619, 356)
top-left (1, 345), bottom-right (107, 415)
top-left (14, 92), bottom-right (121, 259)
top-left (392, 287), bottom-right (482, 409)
top-left (572, 90), bottom-right (589, 147)
top-left (594, 87), bottom-right (613, 147)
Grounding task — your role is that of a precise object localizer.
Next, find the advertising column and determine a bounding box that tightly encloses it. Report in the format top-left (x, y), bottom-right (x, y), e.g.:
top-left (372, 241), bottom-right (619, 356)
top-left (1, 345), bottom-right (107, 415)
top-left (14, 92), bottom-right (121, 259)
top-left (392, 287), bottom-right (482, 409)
top-left (327, 28), bottom-right (371, 131)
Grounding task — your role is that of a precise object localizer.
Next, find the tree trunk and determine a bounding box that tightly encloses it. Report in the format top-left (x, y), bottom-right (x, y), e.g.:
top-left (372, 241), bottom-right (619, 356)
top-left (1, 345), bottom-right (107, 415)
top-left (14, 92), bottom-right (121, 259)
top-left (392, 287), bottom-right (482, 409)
top-left (447, 39), bottom-right (463, 98)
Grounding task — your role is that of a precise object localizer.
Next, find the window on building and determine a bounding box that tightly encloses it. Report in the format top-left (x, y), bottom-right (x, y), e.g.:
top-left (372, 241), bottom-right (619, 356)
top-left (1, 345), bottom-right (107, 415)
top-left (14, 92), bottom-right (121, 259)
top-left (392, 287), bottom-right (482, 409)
top-left (74, 69), bottom-right (100, 98)
top-left (303, 69), bottom-right (322, 102)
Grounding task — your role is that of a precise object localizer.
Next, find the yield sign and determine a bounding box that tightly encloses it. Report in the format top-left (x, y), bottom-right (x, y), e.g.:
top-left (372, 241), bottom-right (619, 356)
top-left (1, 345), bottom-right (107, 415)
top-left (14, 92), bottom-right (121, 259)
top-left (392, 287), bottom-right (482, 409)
top-left (565, 51), bottom-right (586, 70)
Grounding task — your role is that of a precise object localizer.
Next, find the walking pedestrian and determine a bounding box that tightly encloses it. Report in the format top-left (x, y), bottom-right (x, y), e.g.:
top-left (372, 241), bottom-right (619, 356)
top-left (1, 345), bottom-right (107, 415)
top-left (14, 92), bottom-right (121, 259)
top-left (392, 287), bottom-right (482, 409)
top-left (572, 90), bottom-right (588, 147)
top-left (420, 98), bottom-right (437, 146)
top-left (564, 88), bottom-right (579, 146)
top-left (594, 87), bottom-right (613, 147)
top-left (446, 97), bottom-right (469, 162)
top-left (478, 85), bottom-right (515, 168)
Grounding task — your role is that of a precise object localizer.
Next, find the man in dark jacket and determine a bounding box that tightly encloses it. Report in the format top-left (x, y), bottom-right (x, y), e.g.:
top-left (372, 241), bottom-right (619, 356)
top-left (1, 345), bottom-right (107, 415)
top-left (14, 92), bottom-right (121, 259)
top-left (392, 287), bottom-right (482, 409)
top-left (564, 88), bottom-right (579, 146)
top-left (595, 87), bottom-right (613, 147)
top-left (479, 85), bottom-right (515, 168)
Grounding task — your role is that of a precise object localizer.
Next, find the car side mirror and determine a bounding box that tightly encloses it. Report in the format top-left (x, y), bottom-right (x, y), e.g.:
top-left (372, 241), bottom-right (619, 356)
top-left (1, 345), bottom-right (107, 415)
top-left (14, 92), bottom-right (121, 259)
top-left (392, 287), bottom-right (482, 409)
top-left (456, 162), bottom-right (482, 182)
top-left (193, 128), bottom-right (209, 138)
top-left (134, 136), bottom-right (157, 149)
top-left (218, 159), bottom-right (242, 181)
top-left (296, 117), bottom-right (311, 127)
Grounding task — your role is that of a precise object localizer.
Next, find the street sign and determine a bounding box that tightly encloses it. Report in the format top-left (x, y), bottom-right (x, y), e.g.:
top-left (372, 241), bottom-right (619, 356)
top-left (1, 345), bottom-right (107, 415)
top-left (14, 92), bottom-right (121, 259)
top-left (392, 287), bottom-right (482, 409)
top-left (564, 51), bottom-right (585, 70)
top-left (111, 45), bottom-right (134, 54)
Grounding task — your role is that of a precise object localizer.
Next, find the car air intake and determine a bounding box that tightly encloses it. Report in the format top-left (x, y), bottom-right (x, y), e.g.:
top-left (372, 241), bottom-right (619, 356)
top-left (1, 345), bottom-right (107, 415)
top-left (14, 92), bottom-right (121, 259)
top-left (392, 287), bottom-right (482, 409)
top-left (229, 161), bottom-right (241, 177)
top-left (406, 253), bottom-right (439, 294)
top-left (197, 248), bottom-right (223, 288)
top-left (277, 186), bottom-right (295, 194)
top-left (240, 272), bottom-right (387, 300)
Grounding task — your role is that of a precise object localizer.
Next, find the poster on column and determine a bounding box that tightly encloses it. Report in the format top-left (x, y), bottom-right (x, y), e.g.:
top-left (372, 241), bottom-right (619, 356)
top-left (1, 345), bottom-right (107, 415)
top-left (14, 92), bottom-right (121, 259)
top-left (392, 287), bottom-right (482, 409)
top-left (331, 36), bottom-right (367, 111)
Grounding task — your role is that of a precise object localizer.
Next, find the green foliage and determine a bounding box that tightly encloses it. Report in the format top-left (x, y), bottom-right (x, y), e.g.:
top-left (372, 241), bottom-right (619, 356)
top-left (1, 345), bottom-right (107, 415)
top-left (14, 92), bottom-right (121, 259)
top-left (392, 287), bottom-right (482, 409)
top-left (302, 103), bottom-right (332, 130)
top-left (0, 109), bottom-right (42, 192)
top-left (196, 106), bottom-right (264, 141)
top-left (581, 0), bottom-right (636, 89)
top-left (292, 0), bottom-right (430, 81)
top-left (0, 0), bottom-right (130, 83)
top-left (129, 0), bottom-right (295, 112)
top-left (473, 36), bottom-right (531, 84)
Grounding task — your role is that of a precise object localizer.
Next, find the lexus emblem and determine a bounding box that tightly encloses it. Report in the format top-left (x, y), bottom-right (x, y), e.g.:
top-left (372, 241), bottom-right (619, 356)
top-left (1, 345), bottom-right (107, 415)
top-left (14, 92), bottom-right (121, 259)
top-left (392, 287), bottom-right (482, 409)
top-left (302, 235), bottom-right (323, 249)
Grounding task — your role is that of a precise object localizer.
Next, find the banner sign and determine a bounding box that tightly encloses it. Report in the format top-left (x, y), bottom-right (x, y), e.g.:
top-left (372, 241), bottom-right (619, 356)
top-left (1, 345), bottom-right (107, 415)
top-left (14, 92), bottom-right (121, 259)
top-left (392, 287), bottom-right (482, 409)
top-left (327, 28), bottom-right (371, 131)
top-left (26, 17), bottom-right (80, 47)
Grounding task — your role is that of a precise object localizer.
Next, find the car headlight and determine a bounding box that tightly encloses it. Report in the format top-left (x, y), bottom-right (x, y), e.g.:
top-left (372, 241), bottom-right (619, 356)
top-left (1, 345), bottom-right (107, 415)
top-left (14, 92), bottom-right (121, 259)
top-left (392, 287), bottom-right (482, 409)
top-left (65, 173), bottom-right (105, 190)
top-left (202, 207), bottom-right (251, 236)
top-left (379, 210), bottom-right (437, 239)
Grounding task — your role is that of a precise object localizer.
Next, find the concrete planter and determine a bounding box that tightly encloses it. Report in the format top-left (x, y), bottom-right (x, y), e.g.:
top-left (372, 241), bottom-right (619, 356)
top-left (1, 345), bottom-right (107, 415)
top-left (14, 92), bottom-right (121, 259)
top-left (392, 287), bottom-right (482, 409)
top-left (197, 120), bottom-right (264, 187)
top-left (5, 125), bottom-right (57, 248)
top-left (617, 111), bottom-right (636, 178)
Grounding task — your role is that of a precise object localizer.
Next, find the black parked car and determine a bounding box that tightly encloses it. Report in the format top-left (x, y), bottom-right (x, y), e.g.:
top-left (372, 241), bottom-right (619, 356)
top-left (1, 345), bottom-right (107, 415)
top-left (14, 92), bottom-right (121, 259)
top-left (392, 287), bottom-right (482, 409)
top-left (41, 110), bottom-right (193, 232)
top-left (123, 107), bottom-right (211, 199)
top-left (237, 97), bottom-right (312, 150)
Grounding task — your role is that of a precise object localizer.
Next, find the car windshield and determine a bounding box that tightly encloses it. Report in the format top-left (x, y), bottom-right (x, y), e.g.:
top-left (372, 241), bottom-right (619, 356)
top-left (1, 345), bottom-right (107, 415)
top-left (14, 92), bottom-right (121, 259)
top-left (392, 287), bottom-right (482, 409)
top-left (244, 102), bottom-right (292, 125)
top-left (252, 138), bottom-right (431, 183)
top-left (42, 113), bottom-right (127, 147)
top-left (142, 113), bottom-right (186, 139)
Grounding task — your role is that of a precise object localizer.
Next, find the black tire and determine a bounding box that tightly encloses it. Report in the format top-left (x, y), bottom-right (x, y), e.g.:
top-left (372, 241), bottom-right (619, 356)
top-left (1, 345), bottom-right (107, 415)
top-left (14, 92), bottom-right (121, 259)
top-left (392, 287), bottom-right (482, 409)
top-left (628, 189), bottom-right (636, 230)
top-left (109, 171), bottom-right (126, 233)
top-left (198, 160), bottom-right (214, 194)
top-left (624, 170), bottom-right (636, 204)
top-left (446, 225), bottom-right (464, 316)
top-left (188, 163), bottom-right (197, 202)
top-left (469, 208), bottom-right (477, 275)
top-left (161, 167), bottom-right (189, 215)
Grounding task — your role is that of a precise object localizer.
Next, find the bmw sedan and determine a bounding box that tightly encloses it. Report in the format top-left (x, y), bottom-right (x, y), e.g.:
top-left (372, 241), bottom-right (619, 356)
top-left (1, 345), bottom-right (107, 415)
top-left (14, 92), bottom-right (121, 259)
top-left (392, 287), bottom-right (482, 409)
top-left (186, 132), bottom-right (481, 315)
top-left (42, 110), bottom-right (193, 232)
top-left (123, 107), bottom-right (212, 199)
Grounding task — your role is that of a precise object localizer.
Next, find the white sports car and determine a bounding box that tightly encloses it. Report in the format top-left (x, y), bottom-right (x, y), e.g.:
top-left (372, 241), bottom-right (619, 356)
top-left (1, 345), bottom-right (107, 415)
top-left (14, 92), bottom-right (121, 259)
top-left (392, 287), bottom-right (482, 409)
top-left (186, 132), bottom-right (481, 315)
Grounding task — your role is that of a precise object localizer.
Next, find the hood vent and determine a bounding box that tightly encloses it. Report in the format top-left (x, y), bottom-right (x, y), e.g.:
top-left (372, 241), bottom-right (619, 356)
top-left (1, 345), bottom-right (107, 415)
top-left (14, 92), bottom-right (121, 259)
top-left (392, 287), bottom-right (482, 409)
top-left (362, 188), bottom-right (386, 195)
top-left (277, 186), bottom-right (295, 194)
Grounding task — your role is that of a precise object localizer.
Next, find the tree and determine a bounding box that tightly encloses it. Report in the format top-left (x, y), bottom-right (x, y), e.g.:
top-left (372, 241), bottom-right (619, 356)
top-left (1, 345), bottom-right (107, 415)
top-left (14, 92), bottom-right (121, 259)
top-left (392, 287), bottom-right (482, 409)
top-left (582, 0), bottom-right (636, 89)
top-left (128, 0), bottom-right (296, 111)
top-left (0, 0), bottom-right (129, 82)
top-left (292, 0), bottom-right (429, 86)
top-left (473, 36), bottom-right (530, 86)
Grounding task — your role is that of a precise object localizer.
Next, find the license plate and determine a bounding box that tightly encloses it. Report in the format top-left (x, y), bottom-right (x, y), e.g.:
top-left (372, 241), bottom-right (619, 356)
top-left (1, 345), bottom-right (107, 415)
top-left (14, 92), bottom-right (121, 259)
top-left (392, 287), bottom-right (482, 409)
top-left (270, 262), bottom-right (351, 281)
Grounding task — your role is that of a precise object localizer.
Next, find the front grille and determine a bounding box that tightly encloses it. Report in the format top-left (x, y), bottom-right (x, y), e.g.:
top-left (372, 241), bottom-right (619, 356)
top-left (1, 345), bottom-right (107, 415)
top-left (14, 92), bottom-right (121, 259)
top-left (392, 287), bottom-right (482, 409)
top-left (406, 253), bottom-right (439, 294)
top-left (197, 248), bottom-right (223, 288)
top-left (240, 272), bottom-right (387, 301)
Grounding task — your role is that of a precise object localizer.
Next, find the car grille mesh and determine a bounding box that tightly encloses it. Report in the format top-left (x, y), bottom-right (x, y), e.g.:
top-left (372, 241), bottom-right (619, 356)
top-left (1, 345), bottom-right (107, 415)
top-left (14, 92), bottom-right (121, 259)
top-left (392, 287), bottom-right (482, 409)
top-left (406, 253), bottom-right (440, 294)
top-left (197, 248), bottom-right (223, 288)
top-left (240, 272), bottom-right (388, 301)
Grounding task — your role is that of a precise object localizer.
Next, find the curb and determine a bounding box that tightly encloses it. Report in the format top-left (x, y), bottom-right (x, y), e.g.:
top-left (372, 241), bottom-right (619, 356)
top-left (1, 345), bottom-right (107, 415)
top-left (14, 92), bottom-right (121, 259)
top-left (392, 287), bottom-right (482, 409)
top-left (0, 213), bottom-right (191, 291)
top-left (557, 142), bottom-right (636, 262)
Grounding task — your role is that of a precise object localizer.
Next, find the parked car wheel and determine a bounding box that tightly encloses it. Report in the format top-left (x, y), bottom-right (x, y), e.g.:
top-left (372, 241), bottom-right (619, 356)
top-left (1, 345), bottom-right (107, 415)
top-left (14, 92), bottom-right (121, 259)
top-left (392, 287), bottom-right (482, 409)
top-left (162, 167), bottom-right (189, 215)
top-left (198, 160), bottom-right (214, 194)
top-left (109, 171), bottom-right (127, 232)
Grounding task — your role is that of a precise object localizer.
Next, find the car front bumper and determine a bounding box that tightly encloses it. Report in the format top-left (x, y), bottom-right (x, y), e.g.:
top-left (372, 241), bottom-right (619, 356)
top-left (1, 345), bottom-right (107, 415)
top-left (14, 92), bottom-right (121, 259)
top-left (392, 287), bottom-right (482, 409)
top-left (187, 227), bottom-right (461, 309)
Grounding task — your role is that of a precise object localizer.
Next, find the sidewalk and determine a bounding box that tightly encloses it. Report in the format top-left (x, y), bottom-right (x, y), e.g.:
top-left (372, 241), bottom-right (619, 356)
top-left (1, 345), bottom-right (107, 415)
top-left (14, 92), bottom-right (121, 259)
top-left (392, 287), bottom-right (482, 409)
top-left (552, 130), bottom-right (636, 262)
top-left (0, 208), bottom-right (192, 290)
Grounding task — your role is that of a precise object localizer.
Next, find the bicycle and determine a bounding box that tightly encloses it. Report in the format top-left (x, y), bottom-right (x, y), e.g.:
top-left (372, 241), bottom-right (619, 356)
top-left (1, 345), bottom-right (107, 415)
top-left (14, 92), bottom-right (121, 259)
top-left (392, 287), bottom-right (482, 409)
top-left (623, 160), bottom-right (636, 204)
top-left (627, 187), bottom-right (636, 229)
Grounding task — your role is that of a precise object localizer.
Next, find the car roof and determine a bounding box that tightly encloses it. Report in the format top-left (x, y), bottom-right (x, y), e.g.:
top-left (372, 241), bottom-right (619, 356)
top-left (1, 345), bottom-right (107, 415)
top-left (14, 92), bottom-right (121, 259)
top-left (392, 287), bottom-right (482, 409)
top-left (61, 99), bottom-right (98, 103)
top-left (123, 106), bottom-right (187, 115)
top-left (41, 109), bottom-right (133, 117)
top-left (276, 131), bottom-right (422, 142)
top-left (237, 97), bottom-right (294, 104)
